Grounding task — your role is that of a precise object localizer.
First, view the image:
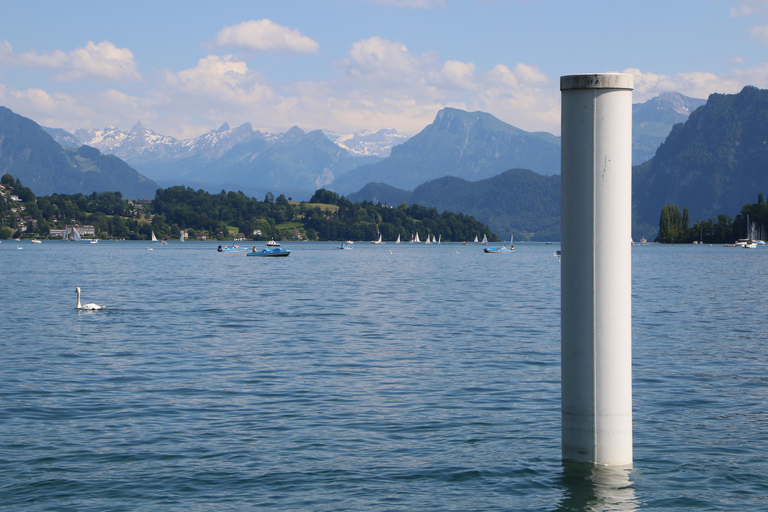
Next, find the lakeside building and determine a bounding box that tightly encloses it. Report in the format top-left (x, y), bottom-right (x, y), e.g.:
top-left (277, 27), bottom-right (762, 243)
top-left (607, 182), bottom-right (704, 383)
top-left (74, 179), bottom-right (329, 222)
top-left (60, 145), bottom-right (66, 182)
top-left (64, 224), bottom-right (95, 238)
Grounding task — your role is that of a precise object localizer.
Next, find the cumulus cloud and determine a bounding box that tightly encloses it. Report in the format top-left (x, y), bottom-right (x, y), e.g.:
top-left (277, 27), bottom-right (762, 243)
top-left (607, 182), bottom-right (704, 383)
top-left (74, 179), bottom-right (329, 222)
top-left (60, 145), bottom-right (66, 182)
top-left (215, 19), bottom-right (320, 54)
top-left (730, 0), bottom-right (768, 17)
top-left (0, 40), bottom-right (140, 82)
top-left (748, 24), bottom-right (768, 44)
top-left (164, 55), bottom-right (276, 105)
top-left (341, 37), bottom-right (425, 87)
top-left (623, 67), bottom-right (753, 102)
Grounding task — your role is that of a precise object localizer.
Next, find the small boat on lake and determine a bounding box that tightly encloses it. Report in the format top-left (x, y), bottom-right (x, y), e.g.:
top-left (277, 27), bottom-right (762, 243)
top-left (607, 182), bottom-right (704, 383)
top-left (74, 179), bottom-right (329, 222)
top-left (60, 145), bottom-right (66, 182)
top-left (218, 244), bottom-right (246, 252)
top-left (247, 247), bottom-right (291, 257)
top-left (483, 233), bottom-right (514, 253)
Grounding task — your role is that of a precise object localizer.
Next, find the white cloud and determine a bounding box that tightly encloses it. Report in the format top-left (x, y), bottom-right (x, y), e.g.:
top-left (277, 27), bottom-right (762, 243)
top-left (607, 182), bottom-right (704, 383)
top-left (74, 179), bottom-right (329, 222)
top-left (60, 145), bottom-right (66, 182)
top-left (437, 60), bottom-right (477, 90)
top-left (0, 40), bottom-right (140, 82)
top-left (341, 37), bottom-right (424, 87)
top-left (215, 19), bottom-right (320, 54)
top-left (623, 67), bottom-right (753, 102)
top-left (730, 0), bottom-right (768, 17)
top-left (748, 24), bottom-right (768, 43)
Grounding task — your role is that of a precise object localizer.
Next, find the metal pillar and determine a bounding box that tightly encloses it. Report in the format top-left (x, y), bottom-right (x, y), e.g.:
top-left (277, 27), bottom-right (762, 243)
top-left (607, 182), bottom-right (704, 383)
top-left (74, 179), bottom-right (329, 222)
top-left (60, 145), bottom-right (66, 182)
top-left (560, 73), bottom-right (633, 466)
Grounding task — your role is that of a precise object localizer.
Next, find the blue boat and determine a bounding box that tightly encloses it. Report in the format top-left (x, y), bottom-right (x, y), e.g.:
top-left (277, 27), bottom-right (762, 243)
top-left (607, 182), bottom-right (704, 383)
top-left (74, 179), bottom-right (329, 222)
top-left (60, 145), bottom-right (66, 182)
top-left (217, 244), bottom-right (247, 252)
top-left (484, 246), bottom-right (514, 253)
top-left (246, 247), bottom-right (291, 257)
top-left (484, 233), bottom-right (515, 253)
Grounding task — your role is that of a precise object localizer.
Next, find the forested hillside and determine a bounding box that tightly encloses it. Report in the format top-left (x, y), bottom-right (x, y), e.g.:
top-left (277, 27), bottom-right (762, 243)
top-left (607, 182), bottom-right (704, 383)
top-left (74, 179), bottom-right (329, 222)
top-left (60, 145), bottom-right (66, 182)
top-left (1, 174), bottom-right (495, 243)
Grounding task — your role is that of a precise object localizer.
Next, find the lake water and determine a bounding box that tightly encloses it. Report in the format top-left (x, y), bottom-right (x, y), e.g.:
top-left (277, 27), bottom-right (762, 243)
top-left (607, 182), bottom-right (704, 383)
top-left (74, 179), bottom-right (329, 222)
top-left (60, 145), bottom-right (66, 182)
top-left (1, 240), bottom-right (767, 511)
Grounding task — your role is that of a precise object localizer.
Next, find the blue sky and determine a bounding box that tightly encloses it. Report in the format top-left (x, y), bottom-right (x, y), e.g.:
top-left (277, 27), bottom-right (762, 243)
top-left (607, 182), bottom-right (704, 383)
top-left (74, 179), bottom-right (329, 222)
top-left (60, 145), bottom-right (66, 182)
top-left (1, 0), bottom-right (768, 139)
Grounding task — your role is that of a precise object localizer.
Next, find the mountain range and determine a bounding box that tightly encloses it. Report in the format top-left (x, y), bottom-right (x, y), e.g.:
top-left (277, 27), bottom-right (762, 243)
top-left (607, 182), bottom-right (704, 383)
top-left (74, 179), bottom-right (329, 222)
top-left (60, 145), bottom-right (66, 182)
top-left (7, 86), bottom-right (758, 241)
top-left (44, 93), bottom-right (701, 200)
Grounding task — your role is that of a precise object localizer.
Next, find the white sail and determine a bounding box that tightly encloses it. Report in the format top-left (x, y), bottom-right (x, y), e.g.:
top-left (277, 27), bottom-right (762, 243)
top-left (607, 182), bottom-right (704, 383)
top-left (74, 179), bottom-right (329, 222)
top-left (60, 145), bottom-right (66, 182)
top-left (72, 227), bottom-right (82, 242)
top-left (151, 231), bottom-right (158, 242)
top-left (396, 234), bottom-right (401, 244)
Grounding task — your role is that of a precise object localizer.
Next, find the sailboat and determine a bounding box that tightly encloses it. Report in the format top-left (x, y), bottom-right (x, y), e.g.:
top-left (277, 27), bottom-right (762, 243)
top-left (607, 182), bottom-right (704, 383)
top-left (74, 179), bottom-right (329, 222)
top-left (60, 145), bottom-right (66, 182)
top-left (396, 234), bottom-right (401, 244)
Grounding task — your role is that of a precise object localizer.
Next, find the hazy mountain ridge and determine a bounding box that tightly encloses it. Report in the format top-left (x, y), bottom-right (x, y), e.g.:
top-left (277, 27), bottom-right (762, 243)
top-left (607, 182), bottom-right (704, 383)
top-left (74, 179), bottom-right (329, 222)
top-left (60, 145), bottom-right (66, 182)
top-left (632, 92), bottom-right (707, 165)
top-left (634, 86), bottom-right (768, 227)
top-left (350, 169), bottom-right (561, 240)
top-left (331, 108), bottom-right (562, 194)
top-left (1, 107), bottom-right (158, 199)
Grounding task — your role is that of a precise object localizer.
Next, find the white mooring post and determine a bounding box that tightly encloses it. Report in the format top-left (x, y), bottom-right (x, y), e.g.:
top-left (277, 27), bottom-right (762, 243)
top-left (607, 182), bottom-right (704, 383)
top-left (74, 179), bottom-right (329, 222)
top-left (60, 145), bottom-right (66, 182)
top-left (560, 73), bottom-right (634, 466)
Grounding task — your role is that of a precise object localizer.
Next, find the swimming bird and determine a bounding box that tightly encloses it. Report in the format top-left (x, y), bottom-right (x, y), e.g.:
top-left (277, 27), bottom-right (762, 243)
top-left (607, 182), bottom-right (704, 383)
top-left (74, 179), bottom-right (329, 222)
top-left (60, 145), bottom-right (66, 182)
top-left (76, 287), bottom-right (104, 310)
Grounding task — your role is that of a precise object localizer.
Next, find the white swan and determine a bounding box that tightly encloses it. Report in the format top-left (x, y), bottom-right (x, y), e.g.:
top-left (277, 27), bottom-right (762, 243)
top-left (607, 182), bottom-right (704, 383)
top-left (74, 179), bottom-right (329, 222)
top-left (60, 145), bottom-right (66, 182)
top-left (76, 287), bottom-right (104, 310)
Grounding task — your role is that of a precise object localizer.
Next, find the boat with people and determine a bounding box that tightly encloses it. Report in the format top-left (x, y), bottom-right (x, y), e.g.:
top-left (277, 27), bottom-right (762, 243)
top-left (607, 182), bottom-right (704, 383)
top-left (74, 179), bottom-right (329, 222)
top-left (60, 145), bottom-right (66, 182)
top-left (246, 247), bottom-right (291, 257)
top-left (217, 244), bottom-right (247, 252)
top-left (484, 245), bottom-right (514, 253)
top-left (483, 233), bottom-right (514, 253)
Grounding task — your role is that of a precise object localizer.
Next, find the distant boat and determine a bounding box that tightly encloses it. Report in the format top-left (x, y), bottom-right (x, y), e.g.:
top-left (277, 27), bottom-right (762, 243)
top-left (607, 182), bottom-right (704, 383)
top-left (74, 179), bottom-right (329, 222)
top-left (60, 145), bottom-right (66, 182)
top-left (217, 244), bottom-right (246, 252)
top-left (247, 247), bottom-right (291, 257)
top-left (484, 234), bottom-right (514, 253)
top-left (151, 231), bottom-right (158, 242)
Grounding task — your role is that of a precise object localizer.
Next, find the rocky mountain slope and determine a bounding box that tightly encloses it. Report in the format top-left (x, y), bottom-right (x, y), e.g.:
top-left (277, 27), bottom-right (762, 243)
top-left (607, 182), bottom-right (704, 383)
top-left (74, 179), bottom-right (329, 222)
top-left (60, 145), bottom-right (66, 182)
top-left (0, 107), bottom-right (158, 199)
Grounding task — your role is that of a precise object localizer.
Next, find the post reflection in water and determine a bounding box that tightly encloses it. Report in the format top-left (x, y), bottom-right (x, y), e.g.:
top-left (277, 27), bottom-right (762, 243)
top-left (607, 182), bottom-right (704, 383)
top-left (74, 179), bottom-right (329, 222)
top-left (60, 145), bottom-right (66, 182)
top-left (554, 462), bottom-right (638, 512)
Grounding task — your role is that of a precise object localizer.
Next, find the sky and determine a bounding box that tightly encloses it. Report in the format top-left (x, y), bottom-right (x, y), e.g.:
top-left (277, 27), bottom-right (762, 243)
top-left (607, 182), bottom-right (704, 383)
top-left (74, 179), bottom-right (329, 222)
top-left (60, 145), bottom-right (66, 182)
top-left (2, 0), bottom-right (768, 140)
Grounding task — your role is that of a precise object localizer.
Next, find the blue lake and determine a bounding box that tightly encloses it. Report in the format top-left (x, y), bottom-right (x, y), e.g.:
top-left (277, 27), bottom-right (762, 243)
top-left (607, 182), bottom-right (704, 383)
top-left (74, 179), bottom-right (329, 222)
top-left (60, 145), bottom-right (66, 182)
top-left (1, 240), bottom-right (767, 510)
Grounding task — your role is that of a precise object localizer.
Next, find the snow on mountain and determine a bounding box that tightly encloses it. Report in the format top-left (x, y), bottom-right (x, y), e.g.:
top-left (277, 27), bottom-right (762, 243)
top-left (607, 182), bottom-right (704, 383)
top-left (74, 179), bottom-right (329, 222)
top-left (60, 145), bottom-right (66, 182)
top-left (325, 128), bottom-right (409, 157)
